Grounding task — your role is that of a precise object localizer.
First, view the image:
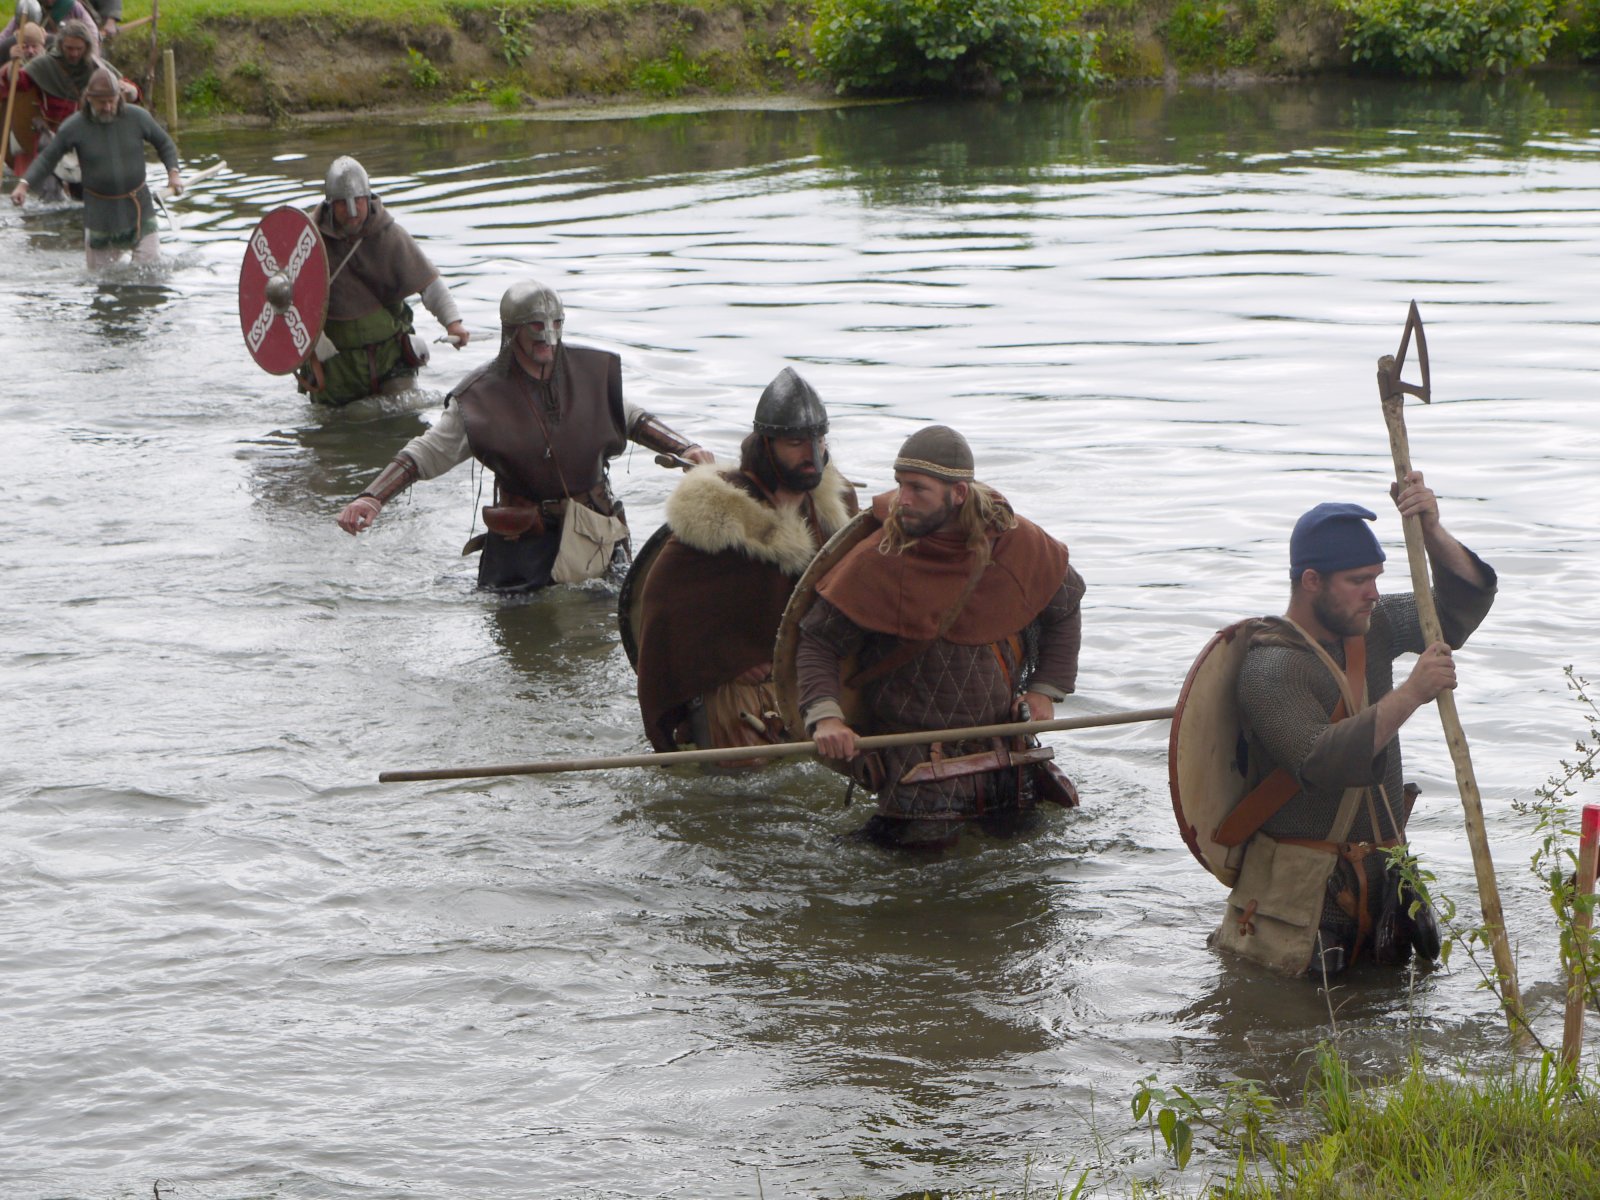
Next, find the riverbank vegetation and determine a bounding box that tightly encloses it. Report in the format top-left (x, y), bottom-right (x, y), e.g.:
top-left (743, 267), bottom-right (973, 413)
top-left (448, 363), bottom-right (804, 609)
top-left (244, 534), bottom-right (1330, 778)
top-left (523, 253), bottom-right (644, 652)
top-left (102, 0), bottom-right (1600, 119)
top-left (1108, 670), bottom-right (1600, 1198)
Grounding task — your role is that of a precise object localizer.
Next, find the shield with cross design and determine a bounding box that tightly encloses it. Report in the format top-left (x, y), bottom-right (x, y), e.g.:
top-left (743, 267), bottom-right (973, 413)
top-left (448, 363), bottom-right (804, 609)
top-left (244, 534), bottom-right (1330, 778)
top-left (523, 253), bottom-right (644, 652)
top-left (238, 206), bottom-right (330, 375)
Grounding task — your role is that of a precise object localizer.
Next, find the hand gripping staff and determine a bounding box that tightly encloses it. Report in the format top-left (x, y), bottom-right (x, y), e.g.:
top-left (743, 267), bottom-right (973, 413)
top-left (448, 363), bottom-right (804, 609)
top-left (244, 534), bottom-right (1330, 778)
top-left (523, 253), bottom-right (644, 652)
top-left (1377, 301), bottom-right (1526, 1043)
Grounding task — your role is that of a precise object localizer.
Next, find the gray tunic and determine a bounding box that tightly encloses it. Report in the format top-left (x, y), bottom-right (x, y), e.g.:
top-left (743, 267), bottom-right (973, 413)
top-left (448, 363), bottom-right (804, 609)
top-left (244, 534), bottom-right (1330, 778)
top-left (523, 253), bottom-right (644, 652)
top-left (1238, 550), bottom-right (1497, 845)
top-left (24, 104), bottom-right (177, 245)
top-left (1235, 552), bottom-right (1497, 944)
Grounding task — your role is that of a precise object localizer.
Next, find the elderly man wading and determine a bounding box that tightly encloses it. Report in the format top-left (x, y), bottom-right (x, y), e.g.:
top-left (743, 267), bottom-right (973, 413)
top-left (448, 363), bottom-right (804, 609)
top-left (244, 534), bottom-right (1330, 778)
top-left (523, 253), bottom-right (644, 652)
top-left (796, 425), bottom-right (1086, 849)
top-left (10, 61), bottom-right (176, 268)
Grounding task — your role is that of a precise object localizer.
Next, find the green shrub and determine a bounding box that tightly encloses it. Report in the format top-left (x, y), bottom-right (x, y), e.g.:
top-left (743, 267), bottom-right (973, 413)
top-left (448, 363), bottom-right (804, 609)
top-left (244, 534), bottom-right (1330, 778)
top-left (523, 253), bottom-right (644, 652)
top-left (812, 0), bottom-right (1102, 95)
top-left (181, 69), bottom-right (227, 114)
top-left (1341, 0), bottom-right (1562, 76)
top-left (495, 5), bottom-right (531, 66)
top-left (489, 83), bottom-right (523, 109)
top-left (1558, 0), bottom-right (1600, 59)
top-left (405, 46), bottom-right (442, 89)
top-left (631, 43), bottom-right (713, 96)
top-left (1163, 0), bottom-right (1230, 67)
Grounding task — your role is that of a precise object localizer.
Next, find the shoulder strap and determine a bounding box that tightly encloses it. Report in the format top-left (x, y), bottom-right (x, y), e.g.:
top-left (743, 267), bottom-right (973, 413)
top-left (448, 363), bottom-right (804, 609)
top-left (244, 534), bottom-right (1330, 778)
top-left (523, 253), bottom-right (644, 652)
top-left (1212, 623), bottom-right (1367, 847)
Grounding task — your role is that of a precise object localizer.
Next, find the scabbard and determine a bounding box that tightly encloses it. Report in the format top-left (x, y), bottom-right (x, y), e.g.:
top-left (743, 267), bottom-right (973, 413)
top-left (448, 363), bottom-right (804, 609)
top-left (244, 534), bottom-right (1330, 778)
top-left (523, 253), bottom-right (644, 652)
top-left (898, 744), bottom-right (1054, 785)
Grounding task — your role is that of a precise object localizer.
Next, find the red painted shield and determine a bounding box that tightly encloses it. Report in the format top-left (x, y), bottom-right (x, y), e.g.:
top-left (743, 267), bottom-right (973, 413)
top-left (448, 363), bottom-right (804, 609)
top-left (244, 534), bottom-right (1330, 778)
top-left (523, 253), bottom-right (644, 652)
top-left (238, 206), bottom-right (329, 375)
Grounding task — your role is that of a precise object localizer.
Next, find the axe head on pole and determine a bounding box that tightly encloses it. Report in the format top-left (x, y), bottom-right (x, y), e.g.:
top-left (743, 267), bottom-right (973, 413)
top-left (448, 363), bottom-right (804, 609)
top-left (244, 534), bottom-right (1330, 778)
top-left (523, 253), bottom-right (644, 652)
top-left (1379, 300), bottom-right (1431, 405)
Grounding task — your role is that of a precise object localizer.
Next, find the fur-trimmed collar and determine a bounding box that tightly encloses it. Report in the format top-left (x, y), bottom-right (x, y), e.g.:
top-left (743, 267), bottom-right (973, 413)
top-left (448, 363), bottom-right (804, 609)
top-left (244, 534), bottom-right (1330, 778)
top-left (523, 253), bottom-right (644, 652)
top-left (665, 462), bottom-right (853, 576)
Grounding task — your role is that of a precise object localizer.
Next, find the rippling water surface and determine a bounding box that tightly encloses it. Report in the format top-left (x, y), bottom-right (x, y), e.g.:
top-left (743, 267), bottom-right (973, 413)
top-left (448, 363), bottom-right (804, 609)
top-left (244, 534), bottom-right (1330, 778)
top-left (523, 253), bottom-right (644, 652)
top-left (3, 77), bottom-right (1600, 1199)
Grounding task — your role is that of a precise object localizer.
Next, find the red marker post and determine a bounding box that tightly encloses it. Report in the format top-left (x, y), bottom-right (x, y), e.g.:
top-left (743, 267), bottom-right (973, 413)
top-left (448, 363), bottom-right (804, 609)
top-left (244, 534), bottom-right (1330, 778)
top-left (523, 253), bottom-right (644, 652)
top-left (1561, 804), bottom-right (1600, 1069)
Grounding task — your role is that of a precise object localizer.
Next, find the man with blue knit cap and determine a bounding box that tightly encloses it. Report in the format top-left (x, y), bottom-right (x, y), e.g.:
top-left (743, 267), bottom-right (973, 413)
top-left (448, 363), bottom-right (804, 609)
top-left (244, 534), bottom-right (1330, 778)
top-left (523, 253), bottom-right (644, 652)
top-left (1211, 471), bottom-right (1496, 978)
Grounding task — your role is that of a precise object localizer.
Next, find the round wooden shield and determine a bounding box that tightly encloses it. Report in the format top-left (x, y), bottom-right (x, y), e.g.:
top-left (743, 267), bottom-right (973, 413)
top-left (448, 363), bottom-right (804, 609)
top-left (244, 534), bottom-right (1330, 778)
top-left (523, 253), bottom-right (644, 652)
top-left (238, 205), bottom-right (329, 375)
top-left (1168, 618), bottom-right (1271, 887)
top-left (771, 509), bottom-right (876, 771)
top-left (616, 522), bottom-right (673, 671)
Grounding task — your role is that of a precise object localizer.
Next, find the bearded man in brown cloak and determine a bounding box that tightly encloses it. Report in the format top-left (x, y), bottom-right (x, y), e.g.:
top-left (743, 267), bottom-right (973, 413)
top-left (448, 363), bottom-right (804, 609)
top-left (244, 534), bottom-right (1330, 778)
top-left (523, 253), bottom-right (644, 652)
top-left (296, 156), bottom-right (470, 405)
top-left (798, 426), bottom-right (1086, 848)
top-left (633, 368), bottom-right (857, 759)
top-left (337, 278), bottom-right (712, 593)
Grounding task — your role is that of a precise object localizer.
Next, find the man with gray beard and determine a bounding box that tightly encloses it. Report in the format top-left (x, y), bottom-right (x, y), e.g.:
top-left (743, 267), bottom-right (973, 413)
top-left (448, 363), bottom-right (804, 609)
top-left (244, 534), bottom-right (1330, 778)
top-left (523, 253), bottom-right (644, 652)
top-left (10, 63), bottom-right (176, 267)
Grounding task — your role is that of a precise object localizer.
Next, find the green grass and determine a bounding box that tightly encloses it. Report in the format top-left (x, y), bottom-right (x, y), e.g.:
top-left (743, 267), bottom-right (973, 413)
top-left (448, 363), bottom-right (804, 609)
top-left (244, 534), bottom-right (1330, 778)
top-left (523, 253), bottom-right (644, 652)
top-left (116, 0), bottom-right (752, 40)
top-left (1129, 1049), bottom-right (1600, 1199)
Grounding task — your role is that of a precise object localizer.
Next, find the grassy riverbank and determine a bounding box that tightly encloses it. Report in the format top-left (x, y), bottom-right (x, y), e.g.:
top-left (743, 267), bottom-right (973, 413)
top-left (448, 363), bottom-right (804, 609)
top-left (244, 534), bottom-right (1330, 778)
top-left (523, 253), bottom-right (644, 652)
top-left (102, 0), bottom-right (1600, 118)
top-left (1118, 1049), bottom-right (1600, 1199)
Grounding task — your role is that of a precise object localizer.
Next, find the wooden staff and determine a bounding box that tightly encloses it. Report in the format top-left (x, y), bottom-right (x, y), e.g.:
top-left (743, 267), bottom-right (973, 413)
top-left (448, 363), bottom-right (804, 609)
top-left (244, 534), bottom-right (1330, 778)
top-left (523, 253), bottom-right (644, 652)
top-left (1561, 803), bottom-right (1600, 1069)
top-left (1377, 301), bottom-right (1526, 1041)
top-left (156, 158), bottom-right (225, 200)
top-left (1, 55), bottom-right (20, 179)
top-left (379, 705), bottom-right (1176, 783)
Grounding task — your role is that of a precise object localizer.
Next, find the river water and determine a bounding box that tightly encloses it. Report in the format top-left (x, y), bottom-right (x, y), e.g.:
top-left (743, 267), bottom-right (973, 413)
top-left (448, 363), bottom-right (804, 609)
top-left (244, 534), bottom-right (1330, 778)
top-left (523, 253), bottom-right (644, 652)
top-left (3, 76), bottom-right (1599, 1199)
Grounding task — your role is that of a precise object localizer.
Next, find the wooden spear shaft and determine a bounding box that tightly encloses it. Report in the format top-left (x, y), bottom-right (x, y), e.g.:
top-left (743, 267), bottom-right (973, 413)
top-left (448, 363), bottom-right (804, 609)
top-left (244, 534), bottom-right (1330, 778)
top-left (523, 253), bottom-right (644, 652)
top-left (1, 56), bottom-right (20, 180)
top-left (379, 705), bottom-right (1176, 783)
top-left (1377, 362), bottom-right (1526, 1039)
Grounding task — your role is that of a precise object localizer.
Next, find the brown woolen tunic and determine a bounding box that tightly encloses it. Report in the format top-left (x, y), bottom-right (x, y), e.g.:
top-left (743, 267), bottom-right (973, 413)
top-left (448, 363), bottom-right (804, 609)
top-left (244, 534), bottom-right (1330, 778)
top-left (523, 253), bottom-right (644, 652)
top-left (796, 498), bottom-right (1085, 821)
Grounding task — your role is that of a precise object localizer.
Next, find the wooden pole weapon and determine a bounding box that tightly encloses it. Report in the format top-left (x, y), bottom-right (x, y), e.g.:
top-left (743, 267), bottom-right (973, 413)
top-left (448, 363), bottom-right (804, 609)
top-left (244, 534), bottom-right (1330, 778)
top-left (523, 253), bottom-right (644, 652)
top-left (379, 705), bottom-right (1175, 783)
top-left (1376, 301), bottom-right (1527, 1043)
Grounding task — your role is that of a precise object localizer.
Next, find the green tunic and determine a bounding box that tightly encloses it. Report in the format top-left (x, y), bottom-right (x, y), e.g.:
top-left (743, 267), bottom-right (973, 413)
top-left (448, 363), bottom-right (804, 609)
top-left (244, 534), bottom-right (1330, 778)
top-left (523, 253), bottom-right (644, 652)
top-left (24, 104), bottom-right (178, 247)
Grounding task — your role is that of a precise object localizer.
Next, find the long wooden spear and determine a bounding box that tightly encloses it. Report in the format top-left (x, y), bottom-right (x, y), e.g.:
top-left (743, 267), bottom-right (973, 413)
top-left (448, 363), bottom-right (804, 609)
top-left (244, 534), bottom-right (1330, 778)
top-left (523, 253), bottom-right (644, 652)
top-left (1, 53), bottom-right (21, 180)
top-left (1377, 301), bottom-right (1526, 1042)
top-left (379, 706), bottom-right (1175, 783)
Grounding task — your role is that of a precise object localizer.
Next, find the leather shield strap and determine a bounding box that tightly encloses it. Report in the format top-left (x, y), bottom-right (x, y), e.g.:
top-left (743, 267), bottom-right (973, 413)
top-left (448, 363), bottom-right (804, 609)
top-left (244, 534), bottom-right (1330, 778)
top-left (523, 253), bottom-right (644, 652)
top-left (1212, 633), bottom-right (1367, 847)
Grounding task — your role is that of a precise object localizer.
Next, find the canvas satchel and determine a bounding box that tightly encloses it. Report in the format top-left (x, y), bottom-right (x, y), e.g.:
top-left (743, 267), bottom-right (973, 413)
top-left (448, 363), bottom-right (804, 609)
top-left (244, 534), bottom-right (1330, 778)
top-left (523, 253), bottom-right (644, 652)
top-left (552, 500), bottom-right (628, 584)
top-left (1210, 619), bottom-right (1368, 976)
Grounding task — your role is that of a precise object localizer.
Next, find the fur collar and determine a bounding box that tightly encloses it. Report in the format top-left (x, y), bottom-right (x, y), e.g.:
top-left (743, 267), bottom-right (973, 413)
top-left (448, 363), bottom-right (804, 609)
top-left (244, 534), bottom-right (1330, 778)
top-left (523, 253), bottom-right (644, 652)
top-left (665, 462), bottom-right (853, 576)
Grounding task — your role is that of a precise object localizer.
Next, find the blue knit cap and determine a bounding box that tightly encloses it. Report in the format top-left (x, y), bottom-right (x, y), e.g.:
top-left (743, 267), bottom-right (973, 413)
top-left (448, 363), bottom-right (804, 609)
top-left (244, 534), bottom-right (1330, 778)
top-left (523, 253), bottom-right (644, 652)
top-left (1289, 502), bottom-right (1385, 581)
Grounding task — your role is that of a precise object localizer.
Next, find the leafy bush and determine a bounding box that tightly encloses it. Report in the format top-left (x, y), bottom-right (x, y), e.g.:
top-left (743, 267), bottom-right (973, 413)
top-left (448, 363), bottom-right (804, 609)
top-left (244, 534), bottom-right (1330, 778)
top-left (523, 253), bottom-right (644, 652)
top-left (405, 46), bottom-right (442, 90)
top-left (1557, 0), bottom-right (1600, 60)
top-left (630, 45), bottom-right (713, 97)
top-left (181, 69), bottom-right (228, 114)
top-left (1341, 0), bottom-right (1562, 76)
top-left (1163, 0), bottom-right (1230, 67)
top-left (812, 0), bottom-right (1102, 95)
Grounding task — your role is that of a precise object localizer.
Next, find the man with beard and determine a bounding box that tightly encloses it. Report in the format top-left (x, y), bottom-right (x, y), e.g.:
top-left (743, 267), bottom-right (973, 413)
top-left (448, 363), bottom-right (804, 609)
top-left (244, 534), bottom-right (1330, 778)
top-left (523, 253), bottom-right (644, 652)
top-left (336, 278), bottom-right (713, 593)
top-left (295, 155), bottom-right (470, 404)
top-left (11, 63), bottom-right (176, 267)
top-left (797, 425), bottom-right (1086, 848)
top-left (1, 1), bottom-right (102, 63)
top-left (1, 20), bottom-right (45, 177)
top-left (1211, 472), bottom-right (1496, 977)
top-left (632, 368), bottom-right (857, 759)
